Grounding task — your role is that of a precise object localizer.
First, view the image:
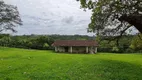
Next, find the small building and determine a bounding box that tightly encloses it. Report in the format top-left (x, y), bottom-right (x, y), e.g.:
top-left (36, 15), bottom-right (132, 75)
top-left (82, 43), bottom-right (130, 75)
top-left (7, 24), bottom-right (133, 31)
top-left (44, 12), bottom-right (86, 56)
top-left (52, 40), bottom-right (98, 54)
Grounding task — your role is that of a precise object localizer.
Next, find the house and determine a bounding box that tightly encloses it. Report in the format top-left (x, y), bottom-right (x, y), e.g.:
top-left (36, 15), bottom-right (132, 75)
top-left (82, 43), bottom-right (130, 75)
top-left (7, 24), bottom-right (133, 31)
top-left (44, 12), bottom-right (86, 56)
top-left (52, 40), bottom-right (98, 54)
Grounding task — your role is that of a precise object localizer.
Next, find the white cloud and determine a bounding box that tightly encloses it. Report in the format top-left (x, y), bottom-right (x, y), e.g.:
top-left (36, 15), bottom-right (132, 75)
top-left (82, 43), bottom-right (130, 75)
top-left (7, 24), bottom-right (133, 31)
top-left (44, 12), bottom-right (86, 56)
top-left (4, 0), bottom-right (94, 36)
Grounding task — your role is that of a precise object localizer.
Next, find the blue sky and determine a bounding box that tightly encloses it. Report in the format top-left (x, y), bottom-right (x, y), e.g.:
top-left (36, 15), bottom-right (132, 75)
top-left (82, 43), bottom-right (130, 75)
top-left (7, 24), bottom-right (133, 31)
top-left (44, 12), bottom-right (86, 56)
top-left (4, 0), bottom-right (95, 36)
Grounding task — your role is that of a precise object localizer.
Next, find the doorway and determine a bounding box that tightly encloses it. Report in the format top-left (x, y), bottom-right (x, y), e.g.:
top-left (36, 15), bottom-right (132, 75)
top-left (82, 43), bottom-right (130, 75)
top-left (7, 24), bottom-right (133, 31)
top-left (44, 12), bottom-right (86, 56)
top-left (64, 47), bottom-right (68, 52)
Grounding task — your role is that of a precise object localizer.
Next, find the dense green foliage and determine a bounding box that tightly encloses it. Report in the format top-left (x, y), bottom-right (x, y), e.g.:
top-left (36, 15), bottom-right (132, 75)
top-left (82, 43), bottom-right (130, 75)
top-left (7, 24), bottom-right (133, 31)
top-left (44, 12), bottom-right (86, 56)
top-left (0, 34), bottom-right (94, 50)
top-left (98, 35), bottom-right (142, 53)
top-left (130, 34), bottom-right (142, 51)
top-left (0, 47), bottom-right (142, 80)
top-left (78, 0), bottom-right (142, 35)
top-left (0, 0), bottom-right (22, 32)
top-left (0, 34), bottom-right (54, 50)
top-left (0, 34), bottom-right (142, 53)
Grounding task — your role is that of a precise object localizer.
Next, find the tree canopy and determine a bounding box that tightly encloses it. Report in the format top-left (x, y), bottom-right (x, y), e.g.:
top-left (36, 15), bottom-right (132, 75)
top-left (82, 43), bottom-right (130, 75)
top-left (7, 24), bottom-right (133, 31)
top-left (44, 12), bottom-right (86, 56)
top-left (78, 0), bottom-right (142, 37)
top-left (0, 0), bottom-right (22, 32)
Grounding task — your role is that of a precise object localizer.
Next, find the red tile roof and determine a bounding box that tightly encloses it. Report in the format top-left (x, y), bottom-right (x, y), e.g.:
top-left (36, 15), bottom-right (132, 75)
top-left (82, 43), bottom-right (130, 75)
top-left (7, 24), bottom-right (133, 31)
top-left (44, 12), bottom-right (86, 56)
top-left (52, 40), bottom-right (98, 47)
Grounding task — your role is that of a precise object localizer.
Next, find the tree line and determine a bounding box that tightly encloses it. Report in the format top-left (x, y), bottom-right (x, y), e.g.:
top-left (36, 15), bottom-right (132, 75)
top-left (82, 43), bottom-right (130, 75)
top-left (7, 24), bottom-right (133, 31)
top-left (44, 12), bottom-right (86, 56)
top-left (98, 34), bottom-right (142, 53)
top-left (0, 34), bottom-right (141, 53)
top-left (0, 34), bottom-right (94, 50)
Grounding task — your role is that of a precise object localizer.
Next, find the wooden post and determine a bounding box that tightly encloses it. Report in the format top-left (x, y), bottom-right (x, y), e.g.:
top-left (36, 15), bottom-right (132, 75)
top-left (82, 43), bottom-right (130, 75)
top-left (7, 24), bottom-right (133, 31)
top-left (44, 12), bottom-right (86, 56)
top-left (86, 46), bottom-right (88, 53)
top-left (70, 46), bottom-right (72, 53)
top-left (95, 47), bottom-right (97, 53)
top-left (90, 46), bottom-right (94, 54)
top-left (55, 47), bottom-right (57, 52)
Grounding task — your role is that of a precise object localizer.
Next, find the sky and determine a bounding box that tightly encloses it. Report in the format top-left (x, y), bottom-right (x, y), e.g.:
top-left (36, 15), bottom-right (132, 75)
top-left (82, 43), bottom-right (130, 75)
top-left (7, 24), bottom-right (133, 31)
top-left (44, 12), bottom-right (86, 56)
top-left (4, 0), bottom-right (94, 36)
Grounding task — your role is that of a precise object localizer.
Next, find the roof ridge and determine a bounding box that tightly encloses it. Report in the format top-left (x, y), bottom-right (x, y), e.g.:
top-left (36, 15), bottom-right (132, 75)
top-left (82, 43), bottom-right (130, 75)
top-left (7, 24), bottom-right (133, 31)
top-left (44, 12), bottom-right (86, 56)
top-left (52, 40), bottom-right (98, 47)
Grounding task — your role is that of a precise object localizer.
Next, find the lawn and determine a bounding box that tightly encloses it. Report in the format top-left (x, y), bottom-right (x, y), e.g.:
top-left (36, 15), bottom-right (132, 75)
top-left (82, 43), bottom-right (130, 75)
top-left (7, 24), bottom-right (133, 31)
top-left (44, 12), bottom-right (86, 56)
top-left (0, 47), bottom-right (142, 80)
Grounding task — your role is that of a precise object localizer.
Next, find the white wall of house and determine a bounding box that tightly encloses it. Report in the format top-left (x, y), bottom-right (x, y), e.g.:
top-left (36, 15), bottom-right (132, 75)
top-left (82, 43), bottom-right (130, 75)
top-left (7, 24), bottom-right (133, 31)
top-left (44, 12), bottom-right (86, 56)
top-left (68, 46), bottom-right (72, 53)
top-left (55, 46), bottom-right (97, 53)
top-left (55, 46), bottom-right (65, 52)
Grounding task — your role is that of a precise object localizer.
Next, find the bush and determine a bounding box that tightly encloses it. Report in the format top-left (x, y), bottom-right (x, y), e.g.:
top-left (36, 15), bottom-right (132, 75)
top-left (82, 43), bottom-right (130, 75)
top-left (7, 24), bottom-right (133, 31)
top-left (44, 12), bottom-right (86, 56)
top-left (125, 48), bottom-right (134, 53)
top-left (112, 47), bottom-right (119, 52)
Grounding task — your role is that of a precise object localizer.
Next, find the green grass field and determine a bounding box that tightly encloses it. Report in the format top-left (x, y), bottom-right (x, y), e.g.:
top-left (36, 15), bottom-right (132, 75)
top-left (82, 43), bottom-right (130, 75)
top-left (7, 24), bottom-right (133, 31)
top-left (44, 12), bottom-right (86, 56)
top-left (0, 47), bottom-right (142, 80)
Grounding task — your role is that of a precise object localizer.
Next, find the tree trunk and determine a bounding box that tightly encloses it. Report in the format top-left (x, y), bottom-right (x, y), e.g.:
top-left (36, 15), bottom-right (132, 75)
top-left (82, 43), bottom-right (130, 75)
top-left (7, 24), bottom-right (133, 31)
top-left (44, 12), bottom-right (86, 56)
top-left (119, 14), bottom-right (142, 33)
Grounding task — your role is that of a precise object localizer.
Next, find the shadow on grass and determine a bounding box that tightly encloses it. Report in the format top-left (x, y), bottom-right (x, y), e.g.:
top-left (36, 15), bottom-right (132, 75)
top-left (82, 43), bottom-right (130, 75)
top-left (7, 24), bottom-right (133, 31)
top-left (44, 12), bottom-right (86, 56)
top-left (92, 59), bottom-right (142, 80)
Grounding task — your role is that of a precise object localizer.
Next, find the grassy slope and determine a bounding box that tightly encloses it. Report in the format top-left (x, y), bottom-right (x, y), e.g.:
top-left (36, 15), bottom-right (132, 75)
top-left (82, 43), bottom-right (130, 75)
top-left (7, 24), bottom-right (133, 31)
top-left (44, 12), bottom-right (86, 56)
top-left (0, 47), bottom-right (142, 80)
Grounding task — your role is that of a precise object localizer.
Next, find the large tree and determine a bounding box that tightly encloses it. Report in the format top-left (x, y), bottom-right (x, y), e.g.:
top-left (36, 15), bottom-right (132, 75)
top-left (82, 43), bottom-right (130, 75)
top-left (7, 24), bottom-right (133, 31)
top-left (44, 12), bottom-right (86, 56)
top-left (78, 0), bottom-right (142, 37)
top-left (0, 0), bottom-right (22, 32)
